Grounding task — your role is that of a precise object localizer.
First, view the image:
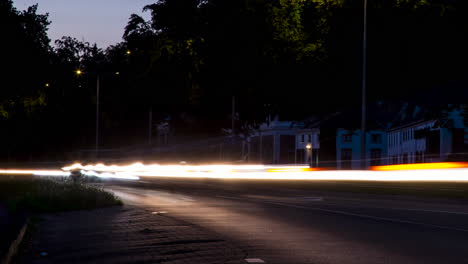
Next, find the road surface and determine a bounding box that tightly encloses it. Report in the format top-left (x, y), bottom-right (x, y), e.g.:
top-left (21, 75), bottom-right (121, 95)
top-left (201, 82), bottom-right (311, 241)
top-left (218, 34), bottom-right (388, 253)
top-left (105, 178), bottom-right (468, 264)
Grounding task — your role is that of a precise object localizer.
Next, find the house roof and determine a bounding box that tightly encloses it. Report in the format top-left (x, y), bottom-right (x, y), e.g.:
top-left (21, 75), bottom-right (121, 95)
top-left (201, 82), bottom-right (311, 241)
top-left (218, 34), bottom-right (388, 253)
top-left (386, 103), bottom-right (430, 130)
top-left (303, 102), bottom-right (398, 131)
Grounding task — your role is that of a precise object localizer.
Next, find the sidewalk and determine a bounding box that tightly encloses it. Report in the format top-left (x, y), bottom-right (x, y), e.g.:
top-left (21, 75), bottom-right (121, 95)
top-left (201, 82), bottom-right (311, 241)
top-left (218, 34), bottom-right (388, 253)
top-left (1, 202), bottom-right (27, 263)
top-left (19, 206), bottom-right (246, 264)
top-left (0, 202), bottom-right (11, 260)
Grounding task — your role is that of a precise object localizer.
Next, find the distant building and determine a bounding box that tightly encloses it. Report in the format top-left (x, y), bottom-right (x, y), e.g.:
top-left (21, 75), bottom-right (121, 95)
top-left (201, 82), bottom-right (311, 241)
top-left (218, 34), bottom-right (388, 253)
top-left (248, 103), bottom-right (467, 167)
top-left (295, 128), bottom-right (320, 166)
top-left (248, 118), bottom-right (320, 165)
top-left (387, 106), bottom-right (466, 164)
top-left (336, 129), bottom-right (387, 169)
top-left (249, 119), bottom-right (298, 164)
top-left (331, 102), bottom-right (394, 169)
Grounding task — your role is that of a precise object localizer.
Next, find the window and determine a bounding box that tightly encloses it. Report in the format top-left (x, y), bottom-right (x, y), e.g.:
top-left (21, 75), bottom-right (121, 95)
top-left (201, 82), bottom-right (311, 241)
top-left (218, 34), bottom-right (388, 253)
top-left (341, 148), bottom-right (352, 169)
top-left (300, 135), bottom-right (304, 142)
top-left (393, 155), bottom-right (399, 164)
top-left (370, 149), bottom-right (382, 166)
top-left (343, 134), bottom-right (352, 143)
top-left (371, 134), bottom-right (382, 144)
top-left (308, 134), bottom-right (311, 142)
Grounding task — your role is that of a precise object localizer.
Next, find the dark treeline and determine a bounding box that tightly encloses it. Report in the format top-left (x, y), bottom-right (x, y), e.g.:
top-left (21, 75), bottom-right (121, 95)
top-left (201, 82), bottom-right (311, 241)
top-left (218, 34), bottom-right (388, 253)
top-left (1, 0), bottom-right (468, 160)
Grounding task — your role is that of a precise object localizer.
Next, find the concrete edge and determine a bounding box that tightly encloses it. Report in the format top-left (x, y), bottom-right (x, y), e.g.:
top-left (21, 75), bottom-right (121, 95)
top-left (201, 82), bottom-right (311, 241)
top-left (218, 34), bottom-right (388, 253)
top-left (1, 218), bottom-right (28, 264)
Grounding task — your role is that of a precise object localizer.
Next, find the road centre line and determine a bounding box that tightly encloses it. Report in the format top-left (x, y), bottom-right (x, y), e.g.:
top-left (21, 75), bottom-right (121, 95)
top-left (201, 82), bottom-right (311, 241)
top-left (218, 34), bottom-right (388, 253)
top-left (386, 207), bottom-right (468, 216)
top-left (245, 258), bottom-right (266, 263)
top-left (216, 195), bottom-right (468, 233)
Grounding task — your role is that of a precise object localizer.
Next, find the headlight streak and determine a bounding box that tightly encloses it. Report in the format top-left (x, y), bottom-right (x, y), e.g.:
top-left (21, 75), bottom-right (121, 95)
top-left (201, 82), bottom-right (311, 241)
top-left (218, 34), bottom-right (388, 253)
top-left (0, 163), bottom-right (466, 181)
top-left (0, 169), bottom-right (138, 180)
top-left (0, 170), bottom-right (71, 177)
top-left (80, 170), bottom-right (140, 180)
top-left (371, 162), bottom-right (468, 171)
top-left (59, 162), bottom-right (468, 182)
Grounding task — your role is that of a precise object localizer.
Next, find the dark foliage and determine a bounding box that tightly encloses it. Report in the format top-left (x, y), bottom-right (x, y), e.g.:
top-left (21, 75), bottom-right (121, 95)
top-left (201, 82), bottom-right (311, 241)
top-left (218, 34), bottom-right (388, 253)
top-left (1, 0), bottom-right (468, 160)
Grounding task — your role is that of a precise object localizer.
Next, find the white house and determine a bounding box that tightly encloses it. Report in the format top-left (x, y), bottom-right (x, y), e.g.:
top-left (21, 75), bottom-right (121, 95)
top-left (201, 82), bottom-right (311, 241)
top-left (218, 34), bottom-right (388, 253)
top-left (336, 129), bottom-right (387, 169)
top-left (387, 120), bottom-right (435, 164)
top-left (248, 120), bottom-right (320, 165)
top-left (295, 128), bottom-right (320, 166)
top-left (387, 108), bottom-right (466, 164)
top-left (249, 120), bottom-right (297, 164)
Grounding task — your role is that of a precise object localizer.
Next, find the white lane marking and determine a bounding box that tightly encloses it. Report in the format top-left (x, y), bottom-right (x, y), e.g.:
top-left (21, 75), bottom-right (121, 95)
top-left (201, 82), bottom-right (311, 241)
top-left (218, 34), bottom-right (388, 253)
top-left (139, 181), bottom-right (152, 184)
top-left (216, 195), bottom-right (468, 233)
top-left (152, 211), bottom-right (168, 215)
top-left (245, 258), bottom-right (266, 263)
top-left (388, 207), bottom-right (468, 216)
top-left (180, 196), bottom-right (196, 202)
top-left (303, 197), bottom-right (323, 201)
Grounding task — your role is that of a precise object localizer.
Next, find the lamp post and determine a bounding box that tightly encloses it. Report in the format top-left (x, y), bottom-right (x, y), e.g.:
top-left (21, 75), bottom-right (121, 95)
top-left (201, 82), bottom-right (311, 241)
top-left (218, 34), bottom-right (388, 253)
top-left (96, 75), bottom-right (100, 157)
top-left (76, 70), bottom-right (119, 159)
top-left (306, 143), bottom-right (312, 168)
top-left (361, 0), bottom-right (368, 169)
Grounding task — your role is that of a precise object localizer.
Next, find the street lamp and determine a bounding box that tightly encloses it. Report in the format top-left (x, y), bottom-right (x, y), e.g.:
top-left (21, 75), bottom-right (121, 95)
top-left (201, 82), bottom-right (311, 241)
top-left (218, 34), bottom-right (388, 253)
top-left (361, 0), bottom-right (368, 169)
top-left (306, 143), bottom-right (312, 167)
top-left (75, 69), bottom-right (119, 159)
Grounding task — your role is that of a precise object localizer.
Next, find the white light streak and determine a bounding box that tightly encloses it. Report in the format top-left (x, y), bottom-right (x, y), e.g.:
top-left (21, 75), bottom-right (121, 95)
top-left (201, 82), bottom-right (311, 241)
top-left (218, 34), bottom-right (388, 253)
top-left (0, 169), bottom-right (70, 177)
top-left (61, 163), bottom-right (468, 182)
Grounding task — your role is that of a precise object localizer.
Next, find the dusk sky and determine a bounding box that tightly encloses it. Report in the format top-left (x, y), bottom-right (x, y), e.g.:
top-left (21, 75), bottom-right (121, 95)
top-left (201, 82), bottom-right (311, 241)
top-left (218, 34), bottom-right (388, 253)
top-left (13, 0), bottom-right (156, 48)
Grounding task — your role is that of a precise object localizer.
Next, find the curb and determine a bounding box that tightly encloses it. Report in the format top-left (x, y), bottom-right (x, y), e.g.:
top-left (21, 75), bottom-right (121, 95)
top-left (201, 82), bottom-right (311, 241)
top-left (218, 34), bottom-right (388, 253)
top-left (1, 218), bottom-right (28, 264)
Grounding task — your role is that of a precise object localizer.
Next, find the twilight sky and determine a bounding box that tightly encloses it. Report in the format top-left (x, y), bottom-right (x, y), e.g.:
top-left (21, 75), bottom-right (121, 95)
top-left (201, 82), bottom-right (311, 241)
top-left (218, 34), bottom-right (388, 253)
top-left (13, 0), bottom-right (156, 48)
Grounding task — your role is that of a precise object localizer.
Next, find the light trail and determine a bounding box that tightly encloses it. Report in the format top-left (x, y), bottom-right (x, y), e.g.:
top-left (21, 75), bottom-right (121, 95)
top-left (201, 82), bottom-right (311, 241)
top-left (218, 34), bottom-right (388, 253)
top-left (371, 162), bottom-right (468, 171)
top-left (60, 162), bottom-right (468, 182)
top-left (0, 169), bottom-right (70, 176)
top-left (1, 162), bottom-right (467, 182)
top-left (0, 168), bottom-right (138, 180)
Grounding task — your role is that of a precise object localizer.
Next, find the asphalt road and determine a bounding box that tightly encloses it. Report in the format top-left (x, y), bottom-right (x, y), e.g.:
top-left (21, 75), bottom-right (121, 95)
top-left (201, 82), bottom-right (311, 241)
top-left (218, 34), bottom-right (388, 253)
top-left (105, 178), bottom-right (468, 264)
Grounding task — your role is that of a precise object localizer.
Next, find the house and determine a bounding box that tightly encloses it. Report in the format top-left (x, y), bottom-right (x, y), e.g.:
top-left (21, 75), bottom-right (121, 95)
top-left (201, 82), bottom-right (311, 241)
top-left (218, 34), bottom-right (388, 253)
top-left (387, 105), bottom-right (466, 164)
top-left (248, 119), bottom-right (298, 164)
top-left (330, 102), bottom-right (394, 169)
top-left (295, 128), bottom-right (320, 166)
top-left (336, 129), bottom-right (387, 169)
top-left (248, 118), bottom-right (320, 165)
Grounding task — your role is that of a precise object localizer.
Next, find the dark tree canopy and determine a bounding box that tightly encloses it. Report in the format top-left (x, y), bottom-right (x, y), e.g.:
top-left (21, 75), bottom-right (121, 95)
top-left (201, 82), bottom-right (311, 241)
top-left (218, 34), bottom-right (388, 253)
top-left (1, 0), bottom-right (468, 160)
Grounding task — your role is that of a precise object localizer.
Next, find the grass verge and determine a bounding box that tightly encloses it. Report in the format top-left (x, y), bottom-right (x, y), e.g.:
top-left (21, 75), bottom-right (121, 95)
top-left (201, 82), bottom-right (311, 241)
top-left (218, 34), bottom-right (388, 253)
top-left (0, 175), bottom-right (122, 213)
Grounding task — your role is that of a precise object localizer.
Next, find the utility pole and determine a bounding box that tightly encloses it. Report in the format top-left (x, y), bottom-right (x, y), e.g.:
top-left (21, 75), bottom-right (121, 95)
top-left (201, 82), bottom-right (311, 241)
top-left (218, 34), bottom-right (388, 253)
top-left (231, 96), bottom-right (235, 134)
top-left (96, 75), bottom-right (100, 158)
top-left (148, 106), bottom-right (153, 145)
top-left (361, 0), bottom-right (368, 169)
